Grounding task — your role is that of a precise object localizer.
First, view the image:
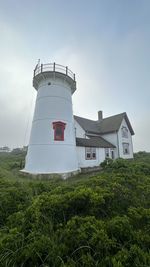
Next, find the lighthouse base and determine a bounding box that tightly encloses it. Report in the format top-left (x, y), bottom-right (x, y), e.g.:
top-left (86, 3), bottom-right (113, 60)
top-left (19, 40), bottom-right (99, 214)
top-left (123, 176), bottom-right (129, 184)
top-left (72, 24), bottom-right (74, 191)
top-left (20, 169), bottom-right (81, 180)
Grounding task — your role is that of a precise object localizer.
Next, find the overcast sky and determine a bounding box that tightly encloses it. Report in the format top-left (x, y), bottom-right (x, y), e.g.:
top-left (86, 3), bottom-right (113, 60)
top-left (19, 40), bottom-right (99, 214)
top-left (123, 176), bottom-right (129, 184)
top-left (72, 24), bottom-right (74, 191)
top-left (0, 0), bottom-right (150, 151)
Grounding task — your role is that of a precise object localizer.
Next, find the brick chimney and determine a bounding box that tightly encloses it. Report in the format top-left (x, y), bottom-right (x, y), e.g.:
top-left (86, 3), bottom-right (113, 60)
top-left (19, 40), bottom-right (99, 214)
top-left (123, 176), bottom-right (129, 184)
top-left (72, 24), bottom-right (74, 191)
top-left (98, 110), bottom-right (103, 121)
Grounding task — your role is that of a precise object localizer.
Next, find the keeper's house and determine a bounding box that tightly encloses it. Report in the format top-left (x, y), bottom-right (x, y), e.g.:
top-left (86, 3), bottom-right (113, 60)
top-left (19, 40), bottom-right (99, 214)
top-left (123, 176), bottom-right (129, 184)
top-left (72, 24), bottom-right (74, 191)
top-left (75, 111), bottom-right (134, 168)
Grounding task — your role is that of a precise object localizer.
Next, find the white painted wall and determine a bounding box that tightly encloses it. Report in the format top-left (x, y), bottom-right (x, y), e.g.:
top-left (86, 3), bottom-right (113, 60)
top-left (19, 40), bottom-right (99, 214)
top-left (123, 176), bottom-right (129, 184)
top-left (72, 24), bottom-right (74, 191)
top-left (77, 147), bottom-right (105, 168)
top-left (118, 118), bottom-right (134, 159)
top-left (24, 75), bottom-right (79, 174)
top-left (100, 132), bottom-right (118, 158)
top-left (74, 120), bottom-right (86, 138)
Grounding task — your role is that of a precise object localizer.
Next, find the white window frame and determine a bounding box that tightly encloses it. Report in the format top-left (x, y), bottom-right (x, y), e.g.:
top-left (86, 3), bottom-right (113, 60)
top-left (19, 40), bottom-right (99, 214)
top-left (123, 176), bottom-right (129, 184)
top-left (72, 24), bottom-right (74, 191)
top-left (122, 126), bottom-right (128, 138)
top-left (105, 148), bottom-right (109, 158)
top-left (85, 147), bottom-right (96, 160)
top-left (122, 143), bottom-right (130, 155)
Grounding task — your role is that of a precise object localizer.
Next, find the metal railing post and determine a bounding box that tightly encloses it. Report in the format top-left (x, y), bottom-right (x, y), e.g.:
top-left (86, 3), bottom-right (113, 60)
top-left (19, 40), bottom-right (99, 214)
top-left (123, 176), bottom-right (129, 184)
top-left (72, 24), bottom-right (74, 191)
top-left (66, 66), bottom-right (68, 75)
top-left (53, 62), bottom-right (55, 72)
top-left (41, 64), bottom-right (43, 73)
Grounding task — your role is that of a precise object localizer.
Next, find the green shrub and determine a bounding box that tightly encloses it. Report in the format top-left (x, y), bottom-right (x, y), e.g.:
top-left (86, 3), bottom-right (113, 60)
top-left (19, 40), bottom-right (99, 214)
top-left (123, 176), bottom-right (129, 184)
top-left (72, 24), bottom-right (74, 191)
top-left (0, 152), bottom-right (150, 266)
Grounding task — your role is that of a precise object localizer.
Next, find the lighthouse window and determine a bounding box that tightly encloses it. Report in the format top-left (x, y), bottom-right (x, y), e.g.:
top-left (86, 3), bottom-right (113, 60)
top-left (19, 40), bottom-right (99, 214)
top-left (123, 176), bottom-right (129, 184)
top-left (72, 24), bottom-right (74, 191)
top-left (53, 121), bottom-right (66, 141)
top-left (56, 127), bottom-right (63, 138)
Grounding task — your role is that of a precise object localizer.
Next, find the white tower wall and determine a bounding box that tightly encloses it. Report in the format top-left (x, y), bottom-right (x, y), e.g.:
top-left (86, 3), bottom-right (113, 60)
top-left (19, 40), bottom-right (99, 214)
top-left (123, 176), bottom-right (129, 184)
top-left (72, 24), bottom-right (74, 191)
top-left (23, 63), bottom-right (79, 176)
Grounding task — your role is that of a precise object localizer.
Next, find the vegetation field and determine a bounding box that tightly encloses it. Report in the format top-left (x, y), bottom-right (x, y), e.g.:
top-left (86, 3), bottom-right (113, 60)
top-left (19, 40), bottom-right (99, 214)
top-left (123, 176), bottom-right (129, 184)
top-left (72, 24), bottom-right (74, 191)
top-left (0, 151), bottom-right (150, 267)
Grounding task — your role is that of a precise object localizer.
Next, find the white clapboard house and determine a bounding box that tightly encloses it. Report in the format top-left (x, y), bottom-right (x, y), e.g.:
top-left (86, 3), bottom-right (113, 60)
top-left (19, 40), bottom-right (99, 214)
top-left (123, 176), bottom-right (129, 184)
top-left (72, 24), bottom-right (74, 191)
top-left (74, 111), bottom-right (134, 169)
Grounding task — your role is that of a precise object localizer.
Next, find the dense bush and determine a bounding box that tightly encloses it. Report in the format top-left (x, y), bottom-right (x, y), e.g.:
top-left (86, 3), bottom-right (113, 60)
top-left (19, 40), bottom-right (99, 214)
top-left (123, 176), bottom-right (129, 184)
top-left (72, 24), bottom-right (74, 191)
top-left (0, 152), bottom-right (150, 266)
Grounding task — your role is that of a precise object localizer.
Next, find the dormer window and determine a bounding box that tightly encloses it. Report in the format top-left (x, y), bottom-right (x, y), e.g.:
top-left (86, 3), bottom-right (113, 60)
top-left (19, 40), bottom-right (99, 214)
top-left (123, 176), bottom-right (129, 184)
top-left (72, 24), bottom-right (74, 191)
top-left (52, 121), bottom-right (66, 141)
top-left (122, 126), bottom-right (128, 138)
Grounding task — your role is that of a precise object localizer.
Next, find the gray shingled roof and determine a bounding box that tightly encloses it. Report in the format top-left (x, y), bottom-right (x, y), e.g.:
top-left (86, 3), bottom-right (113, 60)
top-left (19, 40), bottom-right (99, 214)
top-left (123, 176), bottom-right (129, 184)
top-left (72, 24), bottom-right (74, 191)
top-left (74, 116), bottom-right (100, 134)
top-left (76, 136), bottom-right (115, 148)
top-left (74, 112), bottom-right (134, 135)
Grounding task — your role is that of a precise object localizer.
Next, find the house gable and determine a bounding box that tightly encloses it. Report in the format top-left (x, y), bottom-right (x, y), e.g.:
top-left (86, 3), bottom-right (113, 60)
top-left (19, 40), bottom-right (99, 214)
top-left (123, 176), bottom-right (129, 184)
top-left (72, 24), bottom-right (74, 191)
top-left (74, 119), bottom-right (86, 138)
top-left (74, 112), bottom-right (134, 136)
top-left (74, 115), bottom-right (100, 134)
top-left (98, 112), bottom-right (134, 135)
top-left (117, 118), bottom-right (134, 158)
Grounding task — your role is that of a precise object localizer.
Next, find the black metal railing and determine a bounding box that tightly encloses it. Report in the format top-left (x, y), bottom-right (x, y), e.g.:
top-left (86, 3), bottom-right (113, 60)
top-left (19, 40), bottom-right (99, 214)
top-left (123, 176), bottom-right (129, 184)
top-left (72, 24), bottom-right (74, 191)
top-left (34, 63), bottom-right (75, 81)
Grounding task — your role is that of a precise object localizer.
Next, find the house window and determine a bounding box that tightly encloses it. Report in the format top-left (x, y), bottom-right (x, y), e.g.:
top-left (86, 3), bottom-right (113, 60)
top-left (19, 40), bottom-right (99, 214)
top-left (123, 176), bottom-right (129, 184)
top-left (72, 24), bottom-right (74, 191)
top-left (123, 143), bottom-right (130, 154)
top-left (52, 121), bottom-right (66, 141)
top-left (110, 149), bottom-right (115, 159)
top-left (105, 148), bottom-right (109, 158)
top-left (85, 147), bottom-right (96, 160)
top-left (122, 126), bottom-right (128, 138)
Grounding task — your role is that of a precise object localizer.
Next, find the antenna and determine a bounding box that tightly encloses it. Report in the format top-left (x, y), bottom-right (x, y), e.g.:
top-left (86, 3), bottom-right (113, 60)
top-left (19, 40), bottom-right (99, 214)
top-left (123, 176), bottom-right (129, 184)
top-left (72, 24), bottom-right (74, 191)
top-left (35, 59), bottom-right (40, 71)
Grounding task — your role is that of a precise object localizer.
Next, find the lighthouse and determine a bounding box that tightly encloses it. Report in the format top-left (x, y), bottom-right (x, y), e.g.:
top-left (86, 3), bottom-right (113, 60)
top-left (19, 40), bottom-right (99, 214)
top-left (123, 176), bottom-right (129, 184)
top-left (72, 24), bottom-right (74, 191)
top-left (23, 62), bottom-right (79, 177)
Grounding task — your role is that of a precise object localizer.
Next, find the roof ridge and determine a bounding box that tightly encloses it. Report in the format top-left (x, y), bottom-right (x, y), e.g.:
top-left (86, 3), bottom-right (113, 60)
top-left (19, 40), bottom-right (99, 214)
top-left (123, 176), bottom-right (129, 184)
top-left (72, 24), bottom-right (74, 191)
top-left (74, 112), bottom-right (126, 122)
top-left (74, 115), bottom-right (97, 122)
top-left (101, 112), bottom-right (126, 121)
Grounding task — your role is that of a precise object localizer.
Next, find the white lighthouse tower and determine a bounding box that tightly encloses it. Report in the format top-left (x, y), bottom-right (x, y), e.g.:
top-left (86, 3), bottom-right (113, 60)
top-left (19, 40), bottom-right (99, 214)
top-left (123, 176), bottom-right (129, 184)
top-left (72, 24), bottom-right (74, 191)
top-left (23, 62), bottom-right (79, 177)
